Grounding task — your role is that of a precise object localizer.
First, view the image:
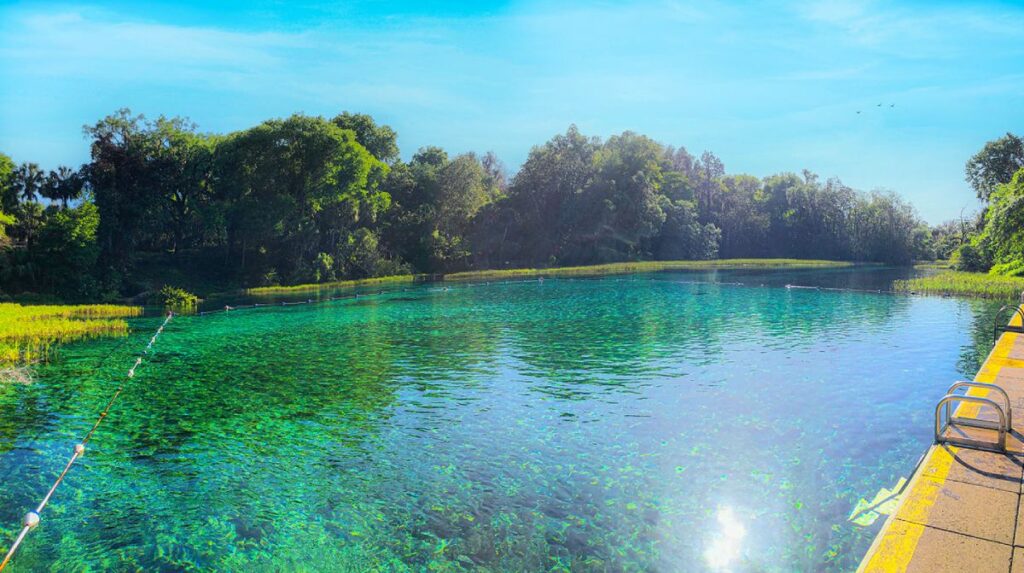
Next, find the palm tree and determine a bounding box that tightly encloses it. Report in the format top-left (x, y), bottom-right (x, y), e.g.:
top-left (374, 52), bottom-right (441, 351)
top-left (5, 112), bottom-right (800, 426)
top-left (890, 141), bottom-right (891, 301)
top-left (42, 166), bottom-right (83, 208)
top-left (13, 162), bottom-right (44, 203)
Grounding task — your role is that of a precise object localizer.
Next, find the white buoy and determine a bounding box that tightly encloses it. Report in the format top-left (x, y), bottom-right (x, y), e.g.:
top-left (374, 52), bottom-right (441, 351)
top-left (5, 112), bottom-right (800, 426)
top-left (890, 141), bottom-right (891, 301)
top-left (22, 512), bottom-right (39, 529)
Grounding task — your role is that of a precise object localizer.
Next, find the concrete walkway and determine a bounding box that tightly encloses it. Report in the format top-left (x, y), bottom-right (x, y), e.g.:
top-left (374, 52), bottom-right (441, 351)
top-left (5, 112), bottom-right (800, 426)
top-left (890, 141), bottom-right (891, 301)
top-left (858, 307), bottom-right (1024, 572)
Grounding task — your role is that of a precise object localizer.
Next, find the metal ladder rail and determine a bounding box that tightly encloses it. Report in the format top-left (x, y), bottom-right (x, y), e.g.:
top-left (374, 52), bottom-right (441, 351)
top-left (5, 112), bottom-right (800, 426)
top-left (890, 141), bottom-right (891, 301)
top-left (944, 381), bottom-right (1013, 430)
top-left (992, 304), bottom-right (1024, 345)
top-left (935, 394), bottom-right (1008, 453)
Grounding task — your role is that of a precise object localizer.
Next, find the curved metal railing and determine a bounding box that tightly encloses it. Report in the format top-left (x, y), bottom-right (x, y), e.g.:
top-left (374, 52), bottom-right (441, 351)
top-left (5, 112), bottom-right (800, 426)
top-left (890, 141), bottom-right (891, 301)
top-left (944, 381), bottom-right (1013, 429)
top-left (992, 304), bottom-right (1024, 345)
top-left (934, 394), bottom-right (1008, 453)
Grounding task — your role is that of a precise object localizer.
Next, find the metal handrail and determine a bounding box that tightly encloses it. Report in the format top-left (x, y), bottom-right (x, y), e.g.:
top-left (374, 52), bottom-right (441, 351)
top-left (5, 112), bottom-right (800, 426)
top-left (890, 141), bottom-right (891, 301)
top-left (935, 394), bottom-right (1007, 452)
top-left (992, 304), bottom-right (1024, 345)
top-left (945, 381), bottom-right (1013, 429)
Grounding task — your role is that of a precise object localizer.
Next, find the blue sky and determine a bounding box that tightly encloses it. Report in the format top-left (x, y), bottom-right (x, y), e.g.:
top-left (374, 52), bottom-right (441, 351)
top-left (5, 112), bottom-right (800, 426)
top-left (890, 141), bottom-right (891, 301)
top-left (1, 0), bottom-right (1022, 223)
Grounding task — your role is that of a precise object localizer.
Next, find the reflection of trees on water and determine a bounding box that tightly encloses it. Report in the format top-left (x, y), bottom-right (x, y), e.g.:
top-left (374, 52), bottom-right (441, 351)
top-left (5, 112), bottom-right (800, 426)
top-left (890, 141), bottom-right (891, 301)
top-left (493, 278), bottom-right (917, 399)
top-left (957, 298), bottom-right (1011, 377)
top-left (499, 280), bottom-right (724, 383)
top-left (749, 287), bottom-right (914, 339)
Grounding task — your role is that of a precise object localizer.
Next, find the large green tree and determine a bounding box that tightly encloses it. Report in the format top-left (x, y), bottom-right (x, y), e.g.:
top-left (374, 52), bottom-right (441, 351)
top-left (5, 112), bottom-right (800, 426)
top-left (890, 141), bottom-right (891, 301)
top-left (86, 109), bottom-right (164, 272)
top-left (31, 202), bottom-right (103, 298)
top-left (976, 169), bottom-right (1024, 275)
top-left (849, 191), bottom-right (920, 264)
top-left (498, 126), bottom-right (598, 265)
top-left (148, 120), bottom-right (218, 253)
top-left (712, 174), bottom-right (769, 258)
top-left (965, 132), bottom-right (1024, 201)
top-left (214, 114), bottom-right (389, 283)
top-left (0, 154), bottom-right (15, 247)
top-left (331, 112), bottom-right (400, 165)
top-left (383, 148), bottom-right (495, 272)
top-left (0, 153), bottom-right (16, 213)
top-left (566, 132), bottom-right (667, 262)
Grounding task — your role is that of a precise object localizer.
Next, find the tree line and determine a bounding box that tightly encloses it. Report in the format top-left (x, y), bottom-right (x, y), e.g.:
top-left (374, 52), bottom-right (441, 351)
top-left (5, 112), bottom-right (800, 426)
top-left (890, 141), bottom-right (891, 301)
top-left (0, 109), bottom-right (942, 300)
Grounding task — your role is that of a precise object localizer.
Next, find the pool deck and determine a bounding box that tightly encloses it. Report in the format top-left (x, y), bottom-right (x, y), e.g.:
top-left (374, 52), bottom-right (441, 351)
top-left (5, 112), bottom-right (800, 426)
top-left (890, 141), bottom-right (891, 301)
top-left (858, 306), bottom-right (1024, 573)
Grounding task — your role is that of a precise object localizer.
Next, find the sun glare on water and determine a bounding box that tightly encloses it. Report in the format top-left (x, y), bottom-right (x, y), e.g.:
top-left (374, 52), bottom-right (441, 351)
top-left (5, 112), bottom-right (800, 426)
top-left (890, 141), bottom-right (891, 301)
top-left (704, 506), bottom-right (748, 570)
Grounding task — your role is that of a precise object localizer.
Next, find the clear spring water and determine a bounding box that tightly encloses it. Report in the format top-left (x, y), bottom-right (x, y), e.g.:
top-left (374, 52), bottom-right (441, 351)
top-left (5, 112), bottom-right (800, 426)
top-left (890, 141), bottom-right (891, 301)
top-left (0, 268), bottom-right (1004, 572)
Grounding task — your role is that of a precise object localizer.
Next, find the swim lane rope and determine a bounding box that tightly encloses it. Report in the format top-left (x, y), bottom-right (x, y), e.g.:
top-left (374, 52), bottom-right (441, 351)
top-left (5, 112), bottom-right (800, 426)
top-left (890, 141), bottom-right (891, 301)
top-left (0, 312), bottom-right (173, 572)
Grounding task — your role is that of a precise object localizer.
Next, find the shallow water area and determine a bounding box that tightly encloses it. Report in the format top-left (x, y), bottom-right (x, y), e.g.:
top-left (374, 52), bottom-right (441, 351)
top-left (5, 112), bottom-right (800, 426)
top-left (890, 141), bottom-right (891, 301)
top-left (0, 267), bottom-right (1002, 571)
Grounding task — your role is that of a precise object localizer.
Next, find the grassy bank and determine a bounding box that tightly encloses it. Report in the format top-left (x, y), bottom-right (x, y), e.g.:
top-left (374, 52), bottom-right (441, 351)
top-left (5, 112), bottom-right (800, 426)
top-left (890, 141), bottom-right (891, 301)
top-left (247, 258), bottom-right (853, 295)
top-left (443, 259), bottom-right (852, 282)
top-left (246, 274), bottom-right (421, 295)
top-left (912, 260), bottom-right (952, 270)
top-left (894, 271), bottom-right (1024, 300)
top-left (0, 303), bottom-right (142, 365)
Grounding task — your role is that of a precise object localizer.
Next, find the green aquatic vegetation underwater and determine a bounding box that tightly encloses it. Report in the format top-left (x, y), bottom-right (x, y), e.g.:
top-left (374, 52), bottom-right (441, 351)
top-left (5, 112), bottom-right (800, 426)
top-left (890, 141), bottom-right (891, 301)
top-left (0, 269), bottom-right (1001, 571)
top-left (894, 271), bottom-right (1024, 299)
top-left (0, 303), bottom-right (141, 364)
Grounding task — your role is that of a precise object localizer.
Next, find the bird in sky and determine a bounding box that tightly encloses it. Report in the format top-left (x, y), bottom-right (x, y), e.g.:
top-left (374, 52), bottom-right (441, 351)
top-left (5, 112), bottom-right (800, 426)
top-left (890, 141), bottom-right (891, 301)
top-left (877, 103), bottom-right (882, 107)
top-left (856, 110), bottom-right (862, 114)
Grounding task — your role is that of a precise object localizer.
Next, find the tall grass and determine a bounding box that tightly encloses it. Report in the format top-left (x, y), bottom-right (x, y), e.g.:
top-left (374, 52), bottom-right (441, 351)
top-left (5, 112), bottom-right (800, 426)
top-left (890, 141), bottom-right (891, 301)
top-left (894, 271), bottom-right (1024, 300)
top-left (0, 303), bottom-right (141, 365)
top-left (443, 259), bottom-right (852, 282)
top-left (912, 261), bottom-right (952, 270)
top-left (246, 259), bottom-right (853, 295)
top-left (246, 274), bottom-right (421, 295)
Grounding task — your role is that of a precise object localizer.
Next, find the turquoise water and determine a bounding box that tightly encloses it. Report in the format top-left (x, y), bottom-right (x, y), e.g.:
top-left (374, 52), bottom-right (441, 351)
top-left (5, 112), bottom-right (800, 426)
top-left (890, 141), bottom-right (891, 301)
top-left (0, 269), bottom-right (1002, 571)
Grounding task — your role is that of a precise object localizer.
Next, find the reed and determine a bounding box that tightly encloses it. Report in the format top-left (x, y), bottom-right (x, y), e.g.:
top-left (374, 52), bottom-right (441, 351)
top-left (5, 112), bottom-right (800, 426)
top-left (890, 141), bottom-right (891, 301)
top-left (0, 303), bottom-right (141, 365)
top-left (894, 271), bottom-right (1024, 300)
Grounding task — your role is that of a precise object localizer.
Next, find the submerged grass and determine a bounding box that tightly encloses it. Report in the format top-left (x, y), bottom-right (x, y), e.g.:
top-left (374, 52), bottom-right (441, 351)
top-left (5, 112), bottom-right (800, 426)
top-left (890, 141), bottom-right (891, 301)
top-left (0, 303), bottom-right (141, 365)
top-left (894, 271), bottom-right (1024, 300)
top-left (247, 259), bottom-right (853, 295)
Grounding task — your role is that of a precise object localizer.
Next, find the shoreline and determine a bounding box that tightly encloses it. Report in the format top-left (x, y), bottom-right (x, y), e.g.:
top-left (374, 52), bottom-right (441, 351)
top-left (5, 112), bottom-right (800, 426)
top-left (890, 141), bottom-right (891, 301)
top-left (245, 258), bottom-right (855, 295)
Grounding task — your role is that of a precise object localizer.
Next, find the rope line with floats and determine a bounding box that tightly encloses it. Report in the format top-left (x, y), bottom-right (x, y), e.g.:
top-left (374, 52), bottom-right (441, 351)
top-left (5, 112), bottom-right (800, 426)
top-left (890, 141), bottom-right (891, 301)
top-left (0, 312), bottom-right (173, 572)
